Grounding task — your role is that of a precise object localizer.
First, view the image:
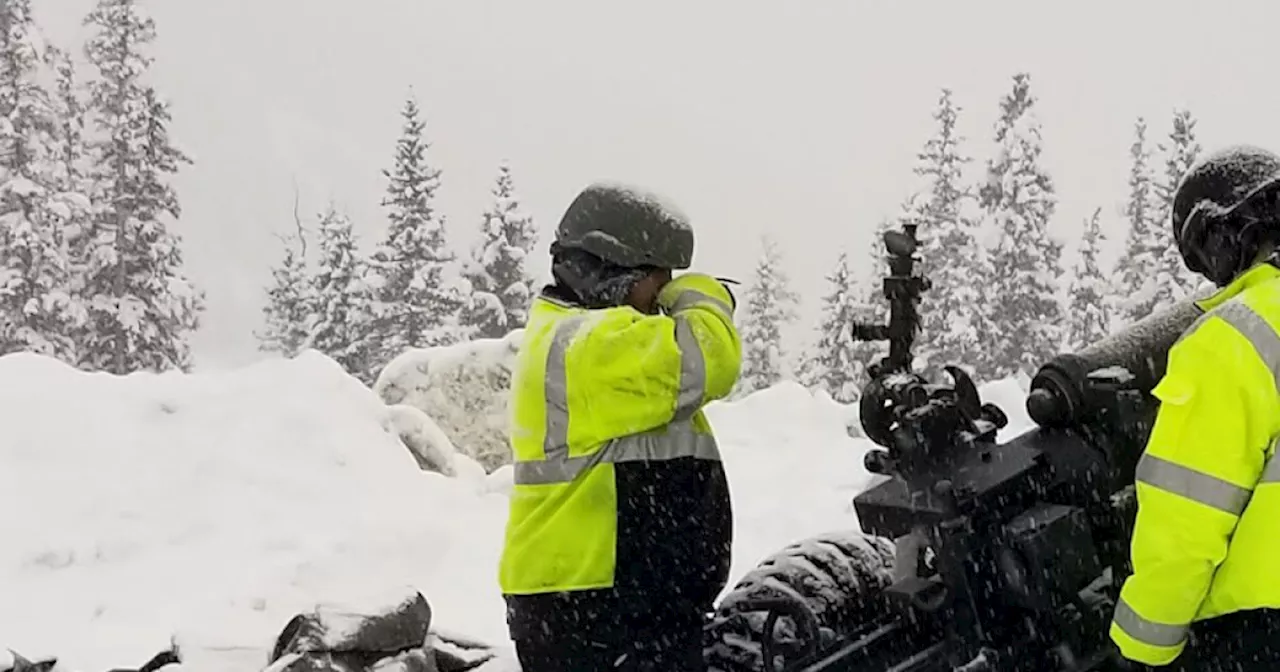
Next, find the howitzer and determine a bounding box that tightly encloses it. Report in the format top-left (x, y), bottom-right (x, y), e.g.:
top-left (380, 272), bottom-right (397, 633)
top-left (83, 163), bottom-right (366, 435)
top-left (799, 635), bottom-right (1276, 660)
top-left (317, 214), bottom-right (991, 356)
top-left (703, 222), bottom-right (1211, 672)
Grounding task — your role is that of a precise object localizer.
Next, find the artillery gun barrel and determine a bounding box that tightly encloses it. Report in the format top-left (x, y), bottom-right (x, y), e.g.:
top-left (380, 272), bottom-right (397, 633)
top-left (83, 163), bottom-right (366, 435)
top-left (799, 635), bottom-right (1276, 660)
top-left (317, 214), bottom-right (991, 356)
top-left (1026, 294), bottom-right (1209, 430)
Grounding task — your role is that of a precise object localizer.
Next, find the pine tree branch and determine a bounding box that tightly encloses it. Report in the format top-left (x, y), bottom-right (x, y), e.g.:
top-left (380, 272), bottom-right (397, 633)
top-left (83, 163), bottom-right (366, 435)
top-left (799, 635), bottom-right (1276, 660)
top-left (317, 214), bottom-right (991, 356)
top-left (292, 176), bottom-right (306, 258)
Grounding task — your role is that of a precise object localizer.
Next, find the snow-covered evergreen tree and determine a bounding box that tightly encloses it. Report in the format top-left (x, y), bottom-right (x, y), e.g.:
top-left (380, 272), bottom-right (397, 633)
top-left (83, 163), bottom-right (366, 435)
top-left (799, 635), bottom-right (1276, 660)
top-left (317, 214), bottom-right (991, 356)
top-left (1114, 117), bottom-right (1160, 325)
top-left (1151, 108), bottom-right (1210, 304)
top-left (0, 2), bottom-right (81, 360)
top-left (977, 73), bottom-right (1065, 378)
top-left (257, 203), bottom-right (314, 358)
top-left (79, 0), bottom-right (203, 373)
top-left (910, 88), bottom-right (986, 376)
top-left (369, 94), bottom-right (463, 364)
top-left (459, 160), bottom-right (539, 339)
top-left (41, 44), bottom-right (93, 348)
top-left (1065, 207), bottom-right (1112, 351)
top-left (44, 46), bottom-right (88, 195)
top-left (309, 204), bottom-right (378, 382)
top-left (0, 0), bottom-right (47, 181)
top-left (797, 251), bottom-right (870, 403)
top-left (735, 234), bottom-right (800, 397)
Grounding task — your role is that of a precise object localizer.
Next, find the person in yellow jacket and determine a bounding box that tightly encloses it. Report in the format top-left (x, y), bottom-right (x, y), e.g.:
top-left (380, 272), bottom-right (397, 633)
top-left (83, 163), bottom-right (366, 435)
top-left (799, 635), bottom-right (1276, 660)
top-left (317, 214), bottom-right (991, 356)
top-left (498, 182), bottom-right (741, 672)
top-left (1110, 144), bottom-right (1280, 670)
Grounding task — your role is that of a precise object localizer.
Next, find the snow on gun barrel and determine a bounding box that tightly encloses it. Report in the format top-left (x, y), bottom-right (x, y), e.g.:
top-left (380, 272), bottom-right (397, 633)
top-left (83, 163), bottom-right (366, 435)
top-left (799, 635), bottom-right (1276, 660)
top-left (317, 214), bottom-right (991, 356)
top-left (1026, 290), bottom-right (1211, 433)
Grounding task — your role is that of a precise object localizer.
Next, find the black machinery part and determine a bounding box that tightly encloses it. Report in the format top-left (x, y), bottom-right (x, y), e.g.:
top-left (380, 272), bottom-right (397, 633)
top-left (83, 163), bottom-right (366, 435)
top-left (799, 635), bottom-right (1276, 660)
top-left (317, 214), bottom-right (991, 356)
top-left (1026, 294), bottom-right (1208, 430)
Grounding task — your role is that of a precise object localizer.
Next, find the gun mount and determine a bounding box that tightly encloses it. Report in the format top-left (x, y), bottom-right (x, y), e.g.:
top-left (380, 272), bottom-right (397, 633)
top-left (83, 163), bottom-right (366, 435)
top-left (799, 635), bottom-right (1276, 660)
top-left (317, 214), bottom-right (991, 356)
top-left (704, 222), bottom-right (1213, 672)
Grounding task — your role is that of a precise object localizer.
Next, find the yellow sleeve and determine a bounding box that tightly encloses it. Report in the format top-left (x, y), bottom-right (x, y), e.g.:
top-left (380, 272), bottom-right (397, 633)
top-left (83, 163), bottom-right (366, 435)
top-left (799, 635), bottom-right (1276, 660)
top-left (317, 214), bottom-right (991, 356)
top-left (573, 273), bottom-right (741, 438)
top-left (1110, 321), bottom-right (1273, 666)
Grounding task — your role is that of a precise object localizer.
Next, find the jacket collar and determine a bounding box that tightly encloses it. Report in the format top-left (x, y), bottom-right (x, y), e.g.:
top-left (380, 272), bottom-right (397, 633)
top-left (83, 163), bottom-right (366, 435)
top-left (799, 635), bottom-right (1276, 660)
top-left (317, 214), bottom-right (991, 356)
top-left (1197, 262), bottom-right (1280, 312)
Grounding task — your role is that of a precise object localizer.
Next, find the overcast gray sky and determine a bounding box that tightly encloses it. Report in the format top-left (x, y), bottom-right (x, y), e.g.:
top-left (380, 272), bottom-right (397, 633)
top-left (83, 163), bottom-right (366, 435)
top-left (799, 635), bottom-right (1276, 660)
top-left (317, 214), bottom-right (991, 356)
top-left (33, 0), bottom-right (1274, 369)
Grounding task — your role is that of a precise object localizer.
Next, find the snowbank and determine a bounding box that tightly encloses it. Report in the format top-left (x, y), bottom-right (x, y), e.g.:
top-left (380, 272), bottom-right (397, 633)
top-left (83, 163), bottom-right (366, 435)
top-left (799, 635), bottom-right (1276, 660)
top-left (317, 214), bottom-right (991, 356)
top-left (705, 381), bottom-right (879, 586)
top-left (0, 338), bottom-right (1041, 672)
top-left (0, 351), bottom-right (513, 672)
top-left (374, 332), bottom-right (523, 473)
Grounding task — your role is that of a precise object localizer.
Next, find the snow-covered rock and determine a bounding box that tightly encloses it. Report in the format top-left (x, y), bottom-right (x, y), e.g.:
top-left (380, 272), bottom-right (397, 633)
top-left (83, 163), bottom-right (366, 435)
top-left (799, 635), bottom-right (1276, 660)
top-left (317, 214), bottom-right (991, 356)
top-left (383, 403), bottom-right (461, 476)
top-left (374, 332), bottom-right (523, 473)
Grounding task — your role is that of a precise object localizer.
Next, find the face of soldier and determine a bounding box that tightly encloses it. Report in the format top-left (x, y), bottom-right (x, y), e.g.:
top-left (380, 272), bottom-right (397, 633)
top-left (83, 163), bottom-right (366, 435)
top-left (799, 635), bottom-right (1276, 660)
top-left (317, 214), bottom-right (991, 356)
top-left (628, 268), bottom-right (672, 315)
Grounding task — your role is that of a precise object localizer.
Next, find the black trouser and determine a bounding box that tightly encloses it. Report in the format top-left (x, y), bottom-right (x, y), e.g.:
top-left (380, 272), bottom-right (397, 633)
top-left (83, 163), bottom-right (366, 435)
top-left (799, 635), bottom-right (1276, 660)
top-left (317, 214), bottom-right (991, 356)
top-left (1163, 608), bottom-right (1280, 672)
top-left (514, 625), bottom-right (704, 672)
top-left (507, 592), bottom-right (708, 672)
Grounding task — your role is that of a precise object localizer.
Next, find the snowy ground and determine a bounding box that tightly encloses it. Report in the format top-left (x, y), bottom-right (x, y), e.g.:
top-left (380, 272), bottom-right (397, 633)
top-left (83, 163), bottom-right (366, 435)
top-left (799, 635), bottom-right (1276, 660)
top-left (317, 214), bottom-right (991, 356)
top-left (0, 350), bottom-right (1032, 672)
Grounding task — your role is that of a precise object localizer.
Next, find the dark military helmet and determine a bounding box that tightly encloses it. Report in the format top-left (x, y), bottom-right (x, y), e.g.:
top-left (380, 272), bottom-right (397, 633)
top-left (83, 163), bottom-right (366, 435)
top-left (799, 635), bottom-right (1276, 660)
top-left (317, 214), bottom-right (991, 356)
top-left (554, 181), bottom-right (695, 270)
top-left (1172, 144), bottom-right (1280, 286)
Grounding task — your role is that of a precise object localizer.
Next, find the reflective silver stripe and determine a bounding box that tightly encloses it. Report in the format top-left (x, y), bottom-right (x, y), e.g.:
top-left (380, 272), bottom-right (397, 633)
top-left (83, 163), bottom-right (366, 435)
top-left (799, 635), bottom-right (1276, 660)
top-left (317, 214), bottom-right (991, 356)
top-left (543, 314), bottom-right (590, 460)
top-left (1135, 453), bottom-right (1253, 516)
top-left (1212, 300), bottom-right (1280, 387)
top-left (673, 317), bottom-right (705, 421)
top-left (668, 289), bottom-right (733, 317)
top-left (513, 422), bottom-right (721, 485)
top-left (1178, 299), bottom-right (1280, 389)
top-left (609, 421), bottom-right (721, 464)
top-left (1112, 598), bottom-right (1188, 649)
top-left (1263, 445), bottom-right (1280, 483)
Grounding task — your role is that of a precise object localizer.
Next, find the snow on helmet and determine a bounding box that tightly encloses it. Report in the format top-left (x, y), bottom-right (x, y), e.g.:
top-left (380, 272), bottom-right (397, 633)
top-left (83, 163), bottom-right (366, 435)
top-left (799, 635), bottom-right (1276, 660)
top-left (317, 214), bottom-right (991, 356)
top-left (554, 181), bottom-right (695, 270)
top-left (1173, 144), bottom-right (1280, 286)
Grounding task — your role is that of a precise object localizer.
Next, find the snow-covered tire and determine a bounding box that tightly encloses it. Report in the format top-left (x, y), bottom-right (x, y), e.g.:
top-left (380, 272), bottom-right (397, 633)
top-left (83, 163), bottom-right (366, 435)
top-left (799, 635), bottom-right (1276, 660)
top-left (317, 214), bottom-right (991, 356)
top-left (705, 530), bottom-right (896, 672)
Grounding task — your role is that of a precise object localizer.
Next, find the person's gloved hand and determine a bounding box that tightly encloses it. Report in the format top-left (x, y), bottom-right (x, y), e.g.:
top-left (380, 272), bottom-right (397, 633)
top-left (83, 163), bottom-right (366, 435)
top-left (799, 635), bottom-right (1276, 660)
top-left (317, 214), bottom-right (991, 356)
top-left (656, 273), bottom-right (737, 316)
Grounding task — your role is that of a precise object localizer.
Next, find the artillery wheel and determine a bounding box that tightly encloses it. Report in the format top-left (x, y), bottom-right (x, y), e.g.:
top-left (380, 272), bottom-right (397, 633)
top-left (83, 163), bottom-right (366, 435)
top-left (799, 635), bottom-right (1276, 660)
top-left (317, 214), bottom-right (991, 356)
top-left (705, 530), bottom-right (897, 672)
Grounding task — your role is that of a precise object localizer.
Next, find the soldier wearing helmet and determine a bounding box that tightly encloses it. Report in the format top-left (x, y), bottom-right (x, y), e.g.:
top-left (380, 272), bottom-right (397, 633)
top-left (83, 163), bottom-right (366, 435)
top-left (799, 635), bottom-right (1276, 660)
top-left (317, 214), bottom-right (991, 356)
top-left (498, 182), bottom-right (742, 672)
top-left (1110, 144), bottom-right (1280, 669)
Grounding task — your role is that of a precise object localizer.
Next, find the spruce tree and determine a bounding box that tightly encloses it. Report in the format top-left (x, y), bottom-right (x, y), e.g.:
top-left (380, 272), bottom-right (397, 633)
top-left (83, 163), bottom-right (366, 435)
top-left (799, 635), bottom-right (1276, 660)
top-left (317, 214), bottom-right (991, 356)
top-left (977, 73), bottom-right (1065, 378)
top-left (257, 200), bottom-right (315, 358)
top-left (735, 234), bottom-right (800, 397)
top-left (80, 0), bottom-right (203, 373)
top-left (44, 46), bottom-right (89, 197)
top-left (1065, 207), bottom-right (1112, 350)
top-left (797, 250), bottom-right (870, 403)
top-left (459, 160), bottom-right (539, 339)
top-left (42, 44), bottom-right (93, 347)
top-left (1151, 108), bottom-right (1209, 304)
top-left (910, 88), bottom-right (986, 376)
top-left (309, 204), bottom-right (377, 382)
top-left (0, 0), bottom-right (46, 181)
top-left (1115, 117), bottom-right (1160, 324)
top-left (369, 94), bottom-right (463, 363)
top-left (0, 1), bottom-right (80, 360)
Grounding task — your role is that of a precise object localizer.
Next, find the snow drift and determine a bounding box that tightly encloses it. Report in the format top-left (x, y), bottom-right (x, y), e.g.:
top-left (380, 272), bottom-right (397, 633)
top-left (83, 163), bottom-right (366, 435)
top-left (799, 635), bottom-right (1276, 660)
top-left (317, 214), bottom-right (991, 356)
top-left (0, 351), bottom-right (512, 672)
top-left (0, 343), bottom-right (1036, 672)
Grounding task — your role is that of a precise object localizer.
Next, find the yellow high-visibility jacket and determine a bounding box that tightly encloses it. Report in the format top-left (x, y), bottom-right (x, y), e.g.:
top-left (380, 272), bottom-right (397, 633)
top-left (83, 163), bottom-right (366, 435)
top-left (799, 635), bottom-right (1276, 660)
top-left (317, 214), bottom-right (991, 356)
top-left (498, 273), bottom-right (741, 609)
top-left (1110, 261), bottom-right (1280, 666)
